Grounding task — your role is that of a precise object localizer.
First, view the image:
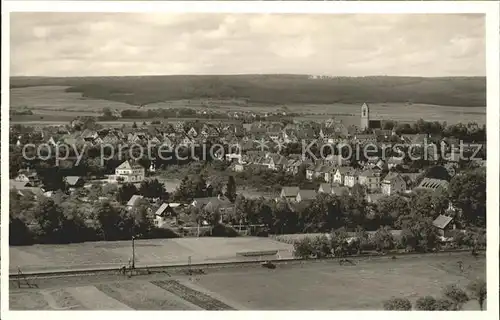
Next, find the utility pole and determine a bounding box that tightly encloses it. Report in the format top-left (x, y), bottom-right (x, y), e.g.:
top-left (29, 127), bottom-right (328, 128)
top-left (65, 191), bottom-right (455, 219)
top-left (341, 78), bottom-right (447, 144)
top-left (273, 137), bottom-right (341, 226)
top-left (132, 235), bottom-right (135, 269)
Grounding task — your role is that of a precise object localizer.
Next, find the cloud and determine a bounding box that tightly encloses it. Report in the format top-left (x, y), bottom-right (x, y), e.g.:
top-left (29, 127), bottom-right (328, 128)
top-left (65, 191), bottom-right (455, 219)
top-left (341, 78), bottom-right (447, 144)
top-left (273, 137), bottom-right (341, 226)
top-left (10, 13), bottom-right (485, 77)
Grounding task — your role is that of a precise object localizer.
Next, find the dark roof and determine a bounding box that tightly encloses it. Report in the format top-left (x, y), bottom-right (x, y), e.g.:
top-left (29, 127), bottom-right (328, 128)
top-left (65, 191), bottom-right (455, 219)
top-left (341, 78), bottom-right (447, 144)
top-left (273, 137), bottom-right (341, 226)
top-left (417, 178), bottom-right (449, 190)
top-left (433, 214), bottom-right (453, 229)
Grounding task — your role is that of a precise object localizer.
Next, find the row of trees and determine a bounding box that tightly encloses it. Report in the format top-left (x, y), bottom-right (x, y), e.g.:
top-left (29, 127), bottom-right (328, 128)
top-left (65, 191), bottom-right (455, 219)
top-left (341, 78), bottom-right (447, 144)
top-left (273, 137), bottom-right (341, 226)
top-left (383, 279), bottom-right (486, 311)
top-left (292, 224), bottom-right (485, 260)
top-left (9, 194), bottom-right (178, 245)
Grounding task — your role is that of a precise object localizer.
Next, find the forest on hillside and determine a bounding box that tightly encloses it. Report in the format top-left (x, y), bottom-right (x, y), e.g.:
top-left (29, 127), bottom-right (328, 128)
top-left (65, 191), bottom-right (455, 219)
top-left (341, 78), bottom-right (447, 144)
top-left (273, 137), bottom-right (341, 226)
top-left (10, 75), bottom-right (486, 107)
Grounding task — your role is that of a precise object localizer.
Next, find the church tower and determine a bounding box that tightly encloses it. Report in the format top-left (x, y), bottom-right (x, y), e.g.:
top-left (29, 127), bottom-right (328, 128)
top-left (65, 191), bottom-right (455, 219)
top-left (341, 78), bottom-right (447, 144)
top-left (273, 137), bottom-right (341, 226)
top-left (360, 102), bottom-right (370, 131)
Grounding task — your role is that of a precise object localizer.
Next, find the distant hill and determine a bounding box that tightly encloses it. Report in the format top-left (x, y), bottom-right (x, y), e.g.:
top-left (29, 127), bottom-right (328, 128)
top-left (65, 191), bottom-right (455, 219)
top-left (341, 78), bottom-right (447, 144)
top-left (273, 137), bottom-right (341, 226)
top-left (10, 74), bottom-right (486, 107)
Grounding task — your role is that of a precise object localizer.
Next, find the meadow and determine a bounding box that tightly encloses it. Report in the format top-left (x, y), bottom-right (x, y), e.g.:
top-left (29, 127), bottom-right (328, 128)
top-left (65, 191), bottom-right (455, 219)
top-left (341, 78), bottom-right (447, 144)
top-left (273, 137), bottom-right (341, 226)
top-left (9, 237), bottom-right (294, 274)
top-left (9, 252), bottom-right (485, 310)
top-left (10, 85), bottom-right (486, 125)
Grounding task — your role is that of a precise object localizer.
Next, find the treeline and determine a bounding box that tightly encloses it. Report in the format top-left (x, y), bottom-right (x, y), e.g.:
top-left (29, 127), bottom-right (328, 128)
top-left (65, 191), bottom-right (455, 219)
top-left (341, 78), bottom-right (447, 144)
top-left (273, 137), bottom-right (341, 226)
top-left (120, 108), bottom-right (227, 119)
top-left (10, 75), bottom-right (485, 107)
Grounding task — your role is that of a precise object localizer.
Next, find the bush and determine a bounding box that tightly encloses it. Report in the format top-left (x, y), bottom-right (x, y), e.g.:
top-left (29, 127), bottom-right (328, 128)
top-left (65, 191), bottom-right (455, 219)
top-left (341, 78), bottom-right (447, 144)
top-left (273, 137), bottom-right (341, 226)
top-left (147, 227), bottom-right (182, 239)
top-left (209, 224), bottom-right (239, 237)
top-left (311, 235), bottom-right (331, 258)
top-left (434, 298), bottom-right (454, 310)
top-left (383, 297), bottom-right (412, 310)
top-left (9, 217), bottom-right (34, 246)
top-left (293, 238), bottom-right (314, 259)
top-left (443, 284), bottom-right (469, 310)
top-left (467, 278), bottom-right (486, 310)
top-left (372, 226), bottom-right (395, 252)
top-left (415, 296), bottom-right (437, 310)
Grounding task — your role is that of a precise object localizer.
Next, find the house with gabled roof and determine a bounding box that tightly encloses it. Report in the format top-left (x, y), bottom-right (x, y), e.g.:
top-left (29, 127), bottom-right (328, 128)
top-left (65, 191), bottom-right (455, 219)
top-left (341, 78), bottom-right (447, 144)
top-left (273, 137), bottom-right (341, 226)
top-left (296, 189), bottom-right (317, 203)
top-left (432, 214), bottom-right (455, 237)
top-left (65, 176), bottom-right (84, 189)
top-left (154, 202), bottom-right (182, 227)
top-left (280, 186), bottom-right (300, 201)
top-left (127, 194), bottom-right (144, 209)
top-left (344, 170), bottom-right (359, 188)
top-left (381, 172), bottom-right (406, 196)
top-left (358, 170), bottom-right (380, 192)
top-left (111, 160), bottom-right (145, 183)
top-left (318, 183), bottom-right (332, 194)
top-left (333, 167), bottom-right (355, 185)
top-left (15, 169), bottom-right (40, 186)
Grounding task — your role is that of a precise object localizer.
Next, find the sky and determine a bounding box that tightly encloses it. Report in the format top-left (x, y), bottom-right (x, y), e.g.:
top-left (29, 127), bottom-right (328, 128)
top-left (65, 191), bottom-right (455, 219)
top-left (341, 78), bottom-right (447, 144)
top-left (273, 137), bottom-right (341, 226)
top-left (10, 13), bottom-right (485, 77)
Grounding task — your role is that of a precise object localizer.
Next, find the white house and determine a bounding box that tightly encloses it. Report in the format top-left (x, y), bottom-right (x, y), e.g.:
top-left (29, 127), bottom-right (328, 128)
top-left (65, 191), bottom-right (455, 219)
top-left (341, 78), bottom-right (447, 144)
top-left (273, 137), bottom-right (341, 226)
top-left (344, 170), bottom-right (359, 188)
top-left (333, 167), bottom-right (354, 185)
top-left (110, 160), bottom-right (145, 183)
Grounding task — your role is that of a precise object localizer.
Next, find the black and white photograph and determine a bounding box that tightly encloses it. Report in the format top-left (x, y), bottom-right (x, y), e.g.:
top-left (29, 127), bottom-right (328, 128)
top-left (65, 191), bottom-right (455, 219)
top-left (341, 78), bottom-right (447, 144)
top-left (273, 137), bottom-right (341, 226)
top-left (2, 1), bottom-right (499, 314)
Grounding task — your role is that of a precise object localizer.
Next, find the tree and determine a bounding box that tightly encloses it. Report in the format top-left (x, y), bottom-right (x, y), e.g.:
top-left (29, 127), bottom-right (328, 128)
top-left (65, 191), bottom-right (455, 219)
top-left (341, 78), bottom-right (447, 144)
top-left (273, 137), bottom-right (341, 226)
top-left (132, 121), bottom-right (138, 129)
top-left (95, 201), bottom-right (122, 241)
top-left (9, 216), bottom-right (33, 245)
top-left (383, 297), bottom-right (412, 310)
top-left (225, 176), bottom-right (237, 202)
top-left (449, 169), bottom-right (486, 226)
top-left (425, 166), bottom-right (451, 181)
top-left (293, 237), bottom-right (314, 259)
top-left (330, 227), bottom-right (350, 257)
top-left (443, 284), bottom-right (469, 310)
top-left (409, 189), bottom-right (437, 218)
top-left (139, 179), bottom-right (166, 199)
top-left (467, 278), bottom-right (486, 310)
top-left (376, 195), bottom-right (410, 226)
top-left (311, 235), bottom-right (331, 258)
top-left (102, 107), bottom-right (112, 117)
top-left (117, 183), bottom-right (139, 204)
top-left (372, 226), bottom-right (395, 252)
top-left (399, 215), bottom-right (440, 252)
top-left (415, 296), bottom-right (437, 310)
top-left (31, 198), bottom-right (67, 243)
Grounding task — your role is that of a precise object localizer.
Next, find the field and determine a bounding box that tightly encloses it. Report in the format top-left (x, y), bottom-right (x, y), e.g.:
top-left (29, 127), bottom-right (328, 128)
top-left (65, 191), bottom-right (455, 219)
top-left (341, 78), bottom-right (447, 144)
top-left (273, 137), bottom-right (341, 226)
top-left (10, 85), bottom-right (486, 125)
top-left (10, 75), bottom-right (486, 107)
top-left (9, 237), bottom-right (294, 273)
top-left (9, 252), bottom-right (486, 310)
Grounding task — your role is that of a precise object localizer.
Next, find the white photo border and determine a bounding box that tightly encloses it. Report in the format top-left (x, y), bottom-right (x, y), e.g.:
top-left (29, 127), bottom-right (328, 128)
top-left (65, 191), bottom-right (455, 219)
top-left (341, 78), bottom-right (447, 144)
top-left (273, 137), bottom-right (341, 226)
top-left (1, 1), bottom-right (499, 320)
